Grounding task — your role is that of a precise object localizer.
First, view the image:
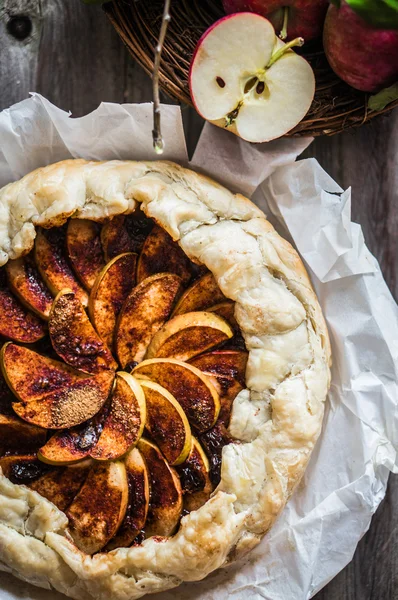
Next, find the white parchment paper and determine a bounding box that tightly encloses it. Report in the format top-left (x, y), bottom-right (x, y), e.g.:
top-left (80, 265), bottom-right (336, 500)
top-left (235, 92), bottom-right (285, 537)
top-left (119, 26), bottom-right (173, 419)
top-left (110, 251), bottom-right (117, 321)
top-left (0, 94), bottom-right (396, 600)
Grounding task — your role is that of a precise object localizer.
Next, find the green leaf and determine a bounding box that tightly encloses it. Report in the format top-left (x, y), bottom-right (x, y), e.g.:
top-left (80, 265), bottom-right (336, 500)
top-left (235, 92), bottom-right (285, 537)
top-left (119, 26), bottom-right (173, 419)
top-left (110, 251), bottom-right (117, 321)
top-left (368, 83), bottom-right (398, 111)
top-left (345, 0), bottom-right (398, 28)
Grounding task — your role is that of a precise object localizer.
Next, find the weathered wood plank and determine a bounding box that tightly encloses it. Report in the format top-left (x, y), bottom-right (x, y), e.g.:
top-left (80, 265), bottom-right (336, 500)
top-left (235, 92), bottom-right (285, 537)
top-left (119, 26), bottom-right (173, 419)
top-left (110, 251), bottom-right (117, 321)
top-left (0, 2), bottom-right (396, 600)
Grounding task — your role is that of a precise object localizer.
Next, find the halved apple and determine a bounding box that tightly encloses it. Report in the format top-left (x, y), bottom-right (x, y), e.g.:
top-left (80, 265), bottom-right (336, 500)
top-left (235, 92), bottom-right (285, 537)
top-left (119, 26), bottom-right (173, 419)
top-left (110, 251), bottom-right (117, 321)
top-left (172, 272), bottom-right (226, 316)
top-left (1, 343), bottom-right (114, 429)
top-left (0, 454), bottom-right (52, 484)
top-left (106, 447), bottom-right (150, 550)
top-left (137, 225), bottom-right (191, 286)
top-left (189, 350), bottom-right (248, 424)
top-left (101, 210), bottom-right (153, 261)
top-left (49, 289), bottom-right (116, 373)
top-left (66, 460), bottom-right (128, 554)
top-left (67, 219), bottom-right (105, 290)
top-left (34, 228), bottom-right (88, 307)
top-left (90, 372), bottom-right (146, 461)
top-left (29, 459), bottom-right (92, 512)
top-left (207, 301), bottom-right (237, 329)
top-left (115, 273), bottom-right (183, 368)
top-left (189, 13), bottom-right (315, 142)
top-left (133, 358), bottom-right (219, 432)
top-left (176, 437), bottom-right (213, 513)
top-left (137, 438), bottom-right (182, 538)
top-left (0, 270), bottom-right (46, 343)
top-left (38, 405), bottom-right (108, 465)
top-left (146, 311), bottom-right (233, 362)
top-left (0, 414), bottom-right (47, 455)
top-left (139, 380), bottom-right (191, 466)
top-left (89, 252), bottom-right (137, 349)
top-left (199, 422), bottom-right (232, 486)
top-left (6, 255), bottom-right (53, 320)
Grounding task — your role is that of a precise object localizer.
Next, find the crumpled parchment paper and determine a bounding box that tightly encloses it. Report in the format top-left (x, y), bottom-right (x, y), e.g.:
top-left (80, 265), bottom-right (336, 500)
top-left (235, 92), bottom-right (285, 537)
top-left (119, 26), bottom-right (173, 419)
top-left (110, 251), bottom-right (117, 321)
top-left (0, 94), bottom-right (396, 600)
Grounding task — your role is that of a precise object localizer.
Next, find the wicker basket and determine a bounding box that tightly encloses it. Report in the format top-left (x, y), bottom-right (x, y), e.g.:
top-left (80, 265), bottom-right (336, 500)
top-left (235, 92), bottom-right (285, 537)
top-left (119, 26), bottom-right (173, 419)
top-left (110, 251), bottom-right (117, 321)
top-left (104, 0), bottom-right (398, 137)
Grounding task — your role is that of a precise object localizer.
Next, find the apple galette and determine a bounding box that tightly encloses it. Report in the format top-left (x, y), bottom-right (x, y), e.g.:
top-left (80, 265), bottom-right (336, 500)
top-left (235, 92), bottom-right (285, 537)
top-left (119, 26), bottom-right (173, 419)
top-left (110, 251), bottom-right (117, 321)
top-left (0, 160), bottom-right (331, 600)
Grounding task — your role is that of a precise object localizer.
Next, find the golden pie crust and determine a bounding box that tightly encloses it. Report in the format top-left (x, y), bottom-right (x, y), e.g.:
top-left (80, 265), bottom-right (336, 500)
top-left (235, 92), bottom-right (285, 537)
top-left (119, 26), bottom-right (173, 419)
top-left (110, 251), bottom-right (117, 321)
top-left (0, 160), bottom-right (331, 599)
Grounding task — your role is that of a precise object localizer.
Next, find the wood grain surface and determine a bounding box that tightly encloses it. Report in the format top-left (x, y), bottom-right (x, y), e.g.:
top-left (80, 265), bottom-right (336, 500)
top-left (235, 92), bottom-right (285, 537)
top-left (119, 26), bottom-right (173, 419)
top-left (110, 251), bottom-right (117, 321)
top-left (0, 1), bottom-right (396, 599)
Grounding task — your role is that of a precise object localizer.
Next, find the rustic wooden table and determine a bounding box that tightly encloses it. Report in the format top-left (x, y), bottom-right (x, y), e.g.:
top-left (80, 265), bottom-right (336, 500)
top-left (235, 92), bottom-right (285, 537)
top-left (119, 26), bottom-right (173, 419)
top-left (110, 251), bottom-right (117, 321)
top-left (0, 1), bottom-right (397, 598)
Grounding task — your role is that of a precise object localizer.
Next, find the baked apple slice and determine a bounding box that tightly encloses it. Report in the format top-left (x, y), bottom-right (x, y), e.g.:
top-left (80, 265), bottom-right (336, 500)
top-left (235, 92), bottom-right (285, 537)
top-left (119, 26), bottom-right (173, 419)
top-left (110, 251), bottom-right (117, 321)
top-left (0, 454), bottom-right (52, 484)
top-left (66, 460), bottom-right (128, 554)
top-left (0, 270), bottom-right (46, 343)
top-left (189, 350), bottom-right (248, 425)
top-left (34, 227), bottom-right (88, 307)
top-left (1, 343), bottom-right (114, 429)
top-left (146, 311), bottom-right (233, 361)
top-left (90, 372), bottom-right (146, 461)
top-left (101, 210), bottom-right (153, 261)
top-left (115, 273), bottom-right (183, 368)
top-left (172, 272), bottom-right (226, 316)
top-left (139, 380), bottom-right (191, 466)
top-left (6, 255), bottom-right (53, 320)
top-left (66, 219), bottom-right (105, 290)
top-left (137, 438), bottom-right (183, 538)
top-left (176, 437), bottom-right (213, 512)
top-left (0, 414), bottom-right (47, 455)
top-left (49, 289), bottom-right (116, 373)
top-left (106, 447), bottom-right (150, 550)
top-left (137, 225), bottom-right (191, 285)
top-left (89, 252), bottom-right (137, 349)
top-left (38, 405), bottom-right (108, 465)
top-left (199, 422), bottom-right (232, 486)
top-left (29, 459), bottom-right (92, 511)
top-left (133, 358), bottom-right (219, 432)
top-left (207, 301), bottom-right (237, 329)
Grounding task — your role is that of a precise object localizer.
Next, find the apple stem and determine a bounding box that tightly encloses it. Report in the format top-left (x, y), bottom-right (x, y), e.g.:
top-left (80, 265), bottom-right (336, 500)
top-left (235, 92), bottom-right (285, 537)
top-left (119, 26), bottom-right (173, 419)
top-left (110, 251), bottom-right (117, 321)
top-left (266, 37), bottom-right (304, 68)
top-left (152, 0), bottom-right (171, 155)
top-left (279, 7), bottom-right (289, 40)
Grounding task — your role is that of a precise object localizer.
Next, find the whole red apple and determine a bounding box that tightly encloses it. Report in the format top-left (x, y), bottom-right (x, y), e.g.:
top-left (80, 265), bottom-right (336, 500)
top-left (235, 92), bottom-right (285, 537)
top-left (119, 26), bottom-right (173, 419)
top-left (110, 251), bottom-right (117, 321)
top-left (323, 2), bottom-right (398, 92)
top-left (222, 0), bottom-right (329, 41)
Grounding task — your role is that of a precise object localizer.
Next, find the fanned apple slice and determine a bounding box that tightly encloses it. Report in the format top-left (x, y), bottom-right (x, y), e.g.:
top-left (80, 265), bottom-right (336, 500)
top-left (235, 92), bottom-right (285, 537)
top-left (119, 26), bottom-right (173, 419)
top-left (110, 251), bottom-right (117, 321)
top-left (49, 289), bottom-right (116, 373)
top-left (91, 372), bottom-right (146, 461)
top-left (115, 273), bottom-right (183, 368)
top-left (133, 358), bottom-right (219, 432)
top-left (0, 414), bottom-right (47, 455)
top-left (34, 227), bottom-right (88, 307)
top-left (189, 350), bottom-right (248, 425)
top-left (139, 380), bottom-right (191, 466)
top-left (0, 454), bottom-right (52, 484)
top-left (0, 269), bottom-right (46, 343)
top-left (137, 438), bottom-right (182, 538)
top-left (67, 219), bottom-right (105, 290)
top-left (146, 311), bottom-right (233, 362)
top-left (199, 422), bottom-right (232, 486)
top-left (38, 405), bottom-right (108, 465)
top-left (137, 225), bottom-right (191, 285)
top-left (89, 252), bottom-right (137, 349)
top-left (1, 343), bottom-right (114, 429)
top-left (207, 301), bottom-right (237, 329)
top-left (66, 460), bottom-right (128, 554)
top-left (6, 255), bottom-right (53, 320)
top-left (172, 272), bottom-right (226, 316)
top-left (176, 437), bottom-right (213, 512)
top-left (29, 459), bottom-right (92, 511)
top-left (101, 210), bottom-right (153, 261)
top-left (106, 447), bottom-right (150, 550)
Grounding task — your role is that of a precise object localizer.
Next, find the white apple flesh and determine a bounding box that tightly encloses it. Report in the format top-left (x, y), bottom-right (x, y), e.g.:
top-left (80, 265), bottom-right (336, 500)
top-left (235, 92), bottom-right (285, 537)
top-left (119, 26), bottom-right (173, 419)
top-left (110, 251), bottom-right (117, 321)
top-left (189, 13), bottom-right (315, 143)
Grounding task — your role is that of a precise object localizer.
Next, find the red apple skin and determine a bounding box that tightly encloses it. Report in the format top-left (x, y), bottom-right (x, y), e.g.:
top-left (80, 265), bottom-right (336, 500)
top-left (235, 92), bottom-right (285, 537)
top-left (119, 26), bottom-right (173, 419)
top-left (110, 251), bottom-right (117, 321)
top-left (323, 3), bottom-right (398, 93)
top-left (222, 0), bottom-right (329, 41)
